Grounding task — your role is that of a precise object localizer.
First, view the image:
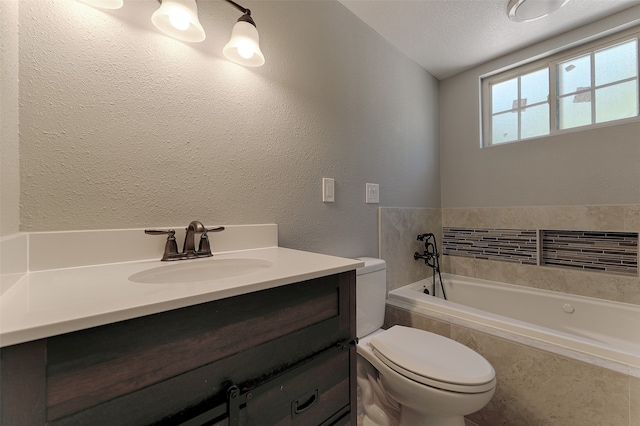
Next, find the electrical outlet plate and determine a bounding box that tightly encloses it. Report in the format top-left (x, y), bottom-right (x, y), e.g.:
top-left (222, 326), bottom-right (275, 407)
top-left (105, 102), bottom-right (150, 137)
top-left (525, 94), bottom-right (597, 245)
top-left (323, 178), bottom-right (335, 202)
top-left (366, 183), bottom-right (379, 204)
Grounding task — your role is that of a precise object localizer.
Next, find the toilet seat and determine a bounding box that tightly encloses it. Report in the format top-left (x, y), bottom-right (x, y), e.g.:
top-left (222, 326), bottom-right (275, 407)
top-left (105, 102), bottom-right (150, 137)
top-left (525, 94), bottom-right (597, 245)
top-left (370, 326), bottom-right (496, 394)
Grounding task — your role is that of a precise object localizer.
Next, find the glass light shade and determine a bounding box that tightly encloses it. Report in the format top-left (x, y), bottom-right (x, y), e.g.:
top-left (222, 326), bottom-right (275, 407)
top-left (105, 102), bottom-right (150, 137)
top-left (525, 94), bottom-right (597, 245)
top-left (151, 0), bottom-right (206, 42)
top-left (223, 21), bottom-right (265, 67)
top-left (507, 0), bottom-right (571, 22)
top-left (79, 0), bottom-right (123, 9)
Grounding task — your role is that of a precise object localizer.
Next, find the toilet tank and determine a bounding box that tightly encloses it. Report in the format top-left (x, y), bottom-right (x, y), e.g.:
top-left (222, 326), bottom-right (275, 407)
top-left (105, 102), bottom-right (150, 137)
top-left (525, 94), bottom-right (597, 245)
top-left (356, 257), bottom-right (387, 339)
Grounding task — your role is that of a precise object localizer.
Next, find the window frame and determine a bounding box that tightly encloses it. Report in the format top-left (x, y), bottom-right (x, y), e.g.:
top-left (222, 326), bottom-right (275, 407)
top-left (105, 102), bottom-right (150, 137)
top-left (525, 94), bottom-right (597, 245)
top-left (481, 26), bottom-right (640, 147)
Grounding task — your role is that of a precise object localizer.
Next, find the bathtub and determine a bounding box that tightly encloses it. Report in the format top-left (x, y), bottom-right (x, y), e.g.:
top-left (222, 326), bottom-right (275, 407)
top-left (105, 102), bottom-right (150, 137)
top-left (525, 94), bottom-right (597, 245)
top-left (387, 274), bottom-right (640, 376)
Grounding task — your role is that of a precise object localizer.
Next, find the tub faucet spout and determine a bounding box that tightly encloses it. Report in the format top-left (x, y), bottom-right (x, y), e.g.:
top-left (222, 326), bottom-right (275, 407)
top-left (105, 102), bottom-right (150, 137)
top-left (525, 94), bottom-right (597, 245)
top-left (414, 233), bottom-right (447, 300)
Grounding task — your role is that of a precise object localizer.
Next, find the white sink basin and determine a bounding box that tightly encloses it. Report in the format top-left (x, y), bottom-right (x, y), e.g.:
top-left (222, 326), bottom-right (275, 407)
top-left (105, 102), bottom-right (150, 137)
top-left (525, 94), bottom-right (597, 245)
top-left (128, 258), bottom-right (274, 284)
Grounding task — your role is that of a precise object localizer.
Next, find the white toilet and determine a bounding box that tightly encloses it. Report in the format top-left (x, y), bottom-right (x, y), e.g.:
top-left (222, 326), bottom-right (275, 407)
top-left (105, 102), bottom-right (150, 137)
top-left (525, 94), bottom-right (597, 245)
top-left (356, 257), bottom-right (496, 426)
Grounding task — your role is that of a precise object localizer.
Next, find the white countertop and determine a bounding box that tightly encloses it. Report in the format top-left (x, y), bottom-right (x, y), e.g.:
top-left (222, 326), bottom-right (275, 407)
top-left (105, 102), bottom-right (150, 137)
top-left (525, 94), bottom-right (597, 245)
top-left (0, 247), bottom-right (363, 347)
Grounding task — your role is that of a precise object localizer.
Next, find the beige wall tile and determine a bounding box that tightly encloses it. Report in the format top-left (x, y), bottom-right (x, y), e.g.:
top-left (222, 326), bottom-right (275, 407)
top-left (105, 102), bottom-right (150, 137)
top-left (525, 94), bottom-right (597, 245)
top-left (384, 305), bottom-right (451, 338)
top-left (441, 256), bottom-right (640, 304)
top-left (625, 205), bottom-right (640, 232)
top-left (497, 206), bottom-right (548, 229)
top-left (631, 376), bottom-right (640, 426)
top-left (440, 255), bottom-right (475, 276)
top-left (442, 208), bottom-right (501, 228)
top-left (543, 206), bottom-right (626, 231)
top-left (452, 326), bottom-right (630, 426)
top-left (445, 205), bottom-right (630, 232)
top-left (379, 208), bottom-right (442, 292)
top-left (383, 306), bottom-right (633, 426)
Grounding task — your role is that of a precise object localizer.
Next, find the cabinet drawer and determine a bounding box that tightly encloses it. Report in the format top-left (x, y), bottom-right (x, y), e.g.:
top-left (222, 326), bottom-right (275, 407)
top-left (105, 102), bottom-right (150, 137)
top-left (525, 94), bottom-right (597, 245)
top-left (242, 346), bottom-right (350, 426)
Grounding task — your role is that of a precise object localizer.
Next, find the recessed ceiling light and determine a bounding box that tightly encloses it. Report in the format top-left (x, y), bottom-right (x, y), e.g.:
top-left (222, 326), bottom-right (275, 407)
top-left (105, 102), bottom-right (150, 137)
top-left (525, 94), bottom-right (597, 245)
top-left (507, 0), bottom-right (571, 22)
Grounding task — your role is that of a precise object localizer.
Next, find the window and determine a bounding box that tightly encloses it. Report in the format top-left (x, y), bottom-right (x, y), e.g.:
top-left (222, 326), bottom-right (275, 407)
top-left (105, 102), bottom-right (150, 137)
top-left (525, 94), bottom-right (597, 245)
top-left (482, 28), bottom-right (640, 146)
top-left (490, 68), bottom-right (550, 144)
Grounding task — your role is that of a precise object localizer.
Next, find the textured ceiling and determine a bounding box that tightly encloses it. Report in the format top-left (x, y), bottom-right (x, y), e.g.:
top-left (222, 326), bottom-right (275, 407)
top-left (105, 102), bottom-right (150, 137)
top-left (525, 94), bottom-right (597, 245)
top-left (338, 0), bottom-right (640, 80)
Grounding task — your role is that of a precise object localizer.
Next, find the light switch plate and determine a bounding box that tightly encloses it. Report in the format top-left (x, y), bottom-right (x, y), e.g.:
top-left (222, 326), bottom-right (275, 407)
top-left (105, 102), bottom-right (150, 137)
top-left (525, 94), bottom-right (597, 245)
top-left (323, 178), bottom-right (335, 202)
top-left (366, 183), bottom-right (379, 204)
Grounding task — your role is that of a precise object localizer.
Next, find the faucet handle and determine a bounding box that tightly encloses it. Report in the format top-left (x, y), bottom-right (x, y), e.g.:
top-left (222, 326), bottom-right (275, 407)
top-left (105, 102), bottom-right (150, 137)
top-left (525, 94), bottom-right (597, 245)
top-left (145, 229), bottom-right (175, 236)
top-left (196, 226), bottom-right (225, 257)
top-left (144, 229), bottom-right (181, 261)
top-left (205, 226), bottom-right (225, 233)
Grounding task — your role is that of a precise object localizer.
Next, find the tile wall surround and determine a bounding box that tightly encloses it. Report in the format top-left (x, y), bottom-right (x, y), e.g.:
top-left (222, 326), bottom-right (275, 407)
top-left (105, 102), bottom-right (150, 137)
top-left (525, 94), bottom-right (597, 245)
top-left (378, 208), bottom-right (442, 293)
top-left (384, 305), bottom-right (638, 426)
top-left (379, 205), bottom-right (639, 304)
top-left (443, 227), bottom-right (638, 276)
top-left (441, 205), bottom-right (640, 305)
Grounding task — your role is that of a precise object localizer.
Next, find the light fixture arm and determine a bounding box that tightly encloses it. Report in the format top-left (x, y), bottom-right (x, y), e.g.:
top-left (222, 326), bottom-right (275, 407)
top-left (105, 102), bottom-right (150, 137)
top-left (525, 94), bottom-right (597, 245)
top-left (224, 0), bottom-right (249, 15)
top-left (154, 0), bottom-right (254, 20)
top-left (223, 0), bottom-right (256, 27)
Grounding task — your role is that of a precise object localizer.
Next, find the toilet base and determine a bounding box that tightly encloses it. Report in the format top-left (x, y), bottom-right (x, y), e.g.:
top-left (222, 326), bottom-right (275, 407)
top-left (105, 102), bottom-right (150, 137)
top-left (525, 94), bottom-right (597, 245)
top-left (400, 407), bottom-right (466, 426)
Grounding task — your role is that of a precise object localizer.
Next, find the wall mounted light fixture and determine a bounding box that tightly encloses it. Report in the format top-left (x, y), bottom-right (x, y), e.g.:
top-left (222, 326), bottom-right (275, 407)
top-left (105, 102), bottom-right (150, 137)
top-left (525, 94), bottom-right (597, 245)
top-left (152, 0), bottom-right (206, 42)
top-left (78, 0), bottom-right (265, 67)
top-left (222, 1), bottom-right (265, 67)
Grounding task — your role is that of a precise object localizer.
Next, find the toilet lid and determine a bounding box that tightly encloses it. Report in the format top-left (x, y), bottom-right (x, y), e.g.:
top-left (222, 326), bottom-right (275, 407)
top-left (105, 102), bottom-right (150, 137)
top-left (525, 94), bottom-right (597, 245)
top-left (371, 326), bottom-right (495, 392)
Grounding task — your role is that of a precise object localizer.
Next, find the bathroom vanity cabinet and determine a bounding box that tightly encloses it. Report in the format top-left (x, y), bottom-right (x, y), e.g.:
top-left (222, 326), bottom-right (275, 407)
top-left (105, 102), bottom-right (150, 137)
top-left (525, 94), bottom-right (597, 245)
top-left (0, 271), bottom-right (356, 426)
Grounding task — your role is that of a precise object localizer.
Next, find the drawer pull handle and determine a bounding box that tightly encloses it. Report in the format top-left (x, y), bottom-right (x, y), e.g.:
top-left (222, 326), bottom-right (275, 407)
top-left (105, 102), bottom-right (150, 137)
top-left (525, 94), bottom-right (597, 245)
top-left (293, 389), bottom-right (318, 415)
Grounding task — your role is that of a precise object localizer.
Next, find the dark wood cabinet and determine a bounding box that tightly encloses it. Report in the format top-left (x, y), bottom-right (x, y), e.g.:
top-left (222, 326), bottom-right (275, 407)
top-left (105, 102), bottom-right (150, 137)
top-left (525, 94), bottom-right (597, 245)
top-left (0, 271), bottom-right (356, 426)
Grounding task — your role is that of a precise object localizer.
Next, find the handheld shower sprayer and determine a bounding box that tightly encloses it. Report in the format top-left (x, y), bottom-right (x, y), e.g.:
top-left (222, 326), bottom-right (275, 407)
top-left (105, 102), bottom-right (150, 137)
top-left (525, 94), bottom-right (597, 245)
top-left (413, 233), bottom-right (447, 300)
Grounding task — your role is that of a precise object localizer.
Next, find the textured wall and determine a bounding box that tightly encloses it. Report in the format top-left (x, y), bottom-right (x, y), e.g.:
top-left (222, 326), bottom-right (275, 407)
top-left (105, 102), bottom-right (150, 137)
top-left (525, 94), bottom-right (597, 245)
top-left (0, 0), bottom-right (20, 237)
top-left (17, 0), bottom-right (440, 258)
top-left (439, 8), bottom-right (640, 208)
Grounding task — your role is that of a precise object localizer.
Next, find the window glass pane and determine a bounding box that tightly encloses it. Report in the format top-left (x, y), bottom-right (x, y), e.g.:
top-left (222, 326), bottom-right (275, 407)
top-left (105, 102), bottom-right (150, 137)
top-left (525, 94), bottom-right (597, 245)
top-left (558, 55), bottom-right (591, 95)
top-left (521, 104), bottom-right (550, 139)
top-left (521, 68), bottom-right (549, 105)
top-left (595, 80), bottom-right (639, 123)
top-left (558, 94), bottom-right (591, 129)
top-left (595, 39), bottom-right (638, 86)
top-left (492, 78), bottom-right (517, 113)
top-left (492, 111), bottom-right (518, 144)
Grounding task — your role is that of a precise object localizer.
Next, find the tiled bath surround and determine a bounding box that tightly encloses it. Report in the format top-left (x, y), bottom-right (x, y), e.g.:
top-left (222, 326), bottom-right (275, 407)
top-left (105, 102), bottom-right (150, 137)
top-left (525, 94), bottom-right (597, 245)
top-left (441, 205), bottom-right (640, 304)
top-left (379, 205), bottom-right (640, 426)
top-left (378, 208), bottom-right (442, 293)
top-left (379, 205), bottom-right (640, 303)
top-left (443, 227), bottom-right (638, 275)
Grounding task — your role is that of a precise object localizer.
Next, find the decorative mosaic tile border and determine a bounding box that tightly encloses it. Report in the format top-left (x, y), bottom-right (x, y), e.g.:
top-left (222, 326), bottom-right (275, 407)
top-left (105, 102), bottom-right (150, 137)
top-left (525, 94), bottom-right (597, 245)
top-left (442, 226), bottom-right (639, 276)
top-left (442, 227), bottom-right (538, 265)
top-left (541, 230), bottom-right (638, 276)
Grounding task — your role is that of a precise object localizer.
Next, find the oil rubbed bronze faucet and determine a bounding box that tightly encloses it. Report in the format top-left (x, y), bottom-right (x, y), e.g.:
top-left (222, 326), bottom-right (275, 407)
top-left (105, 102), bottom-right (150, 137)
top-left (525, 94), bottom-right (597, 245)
top-left (145, 220), bottom-right (225, 261)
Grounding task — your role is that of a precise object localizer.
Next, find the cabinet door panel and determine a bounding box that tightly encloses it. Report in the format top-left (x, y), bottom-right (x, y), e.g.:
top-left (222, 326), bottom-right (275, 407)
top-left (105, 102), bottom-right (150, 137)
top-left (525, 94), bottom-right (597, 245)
top-left (0, 339), bottom-right (47, 426)
top-left (49, 319), bottom-right (345, 426)
top-left (245, 349), bottom-right (350, 426)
